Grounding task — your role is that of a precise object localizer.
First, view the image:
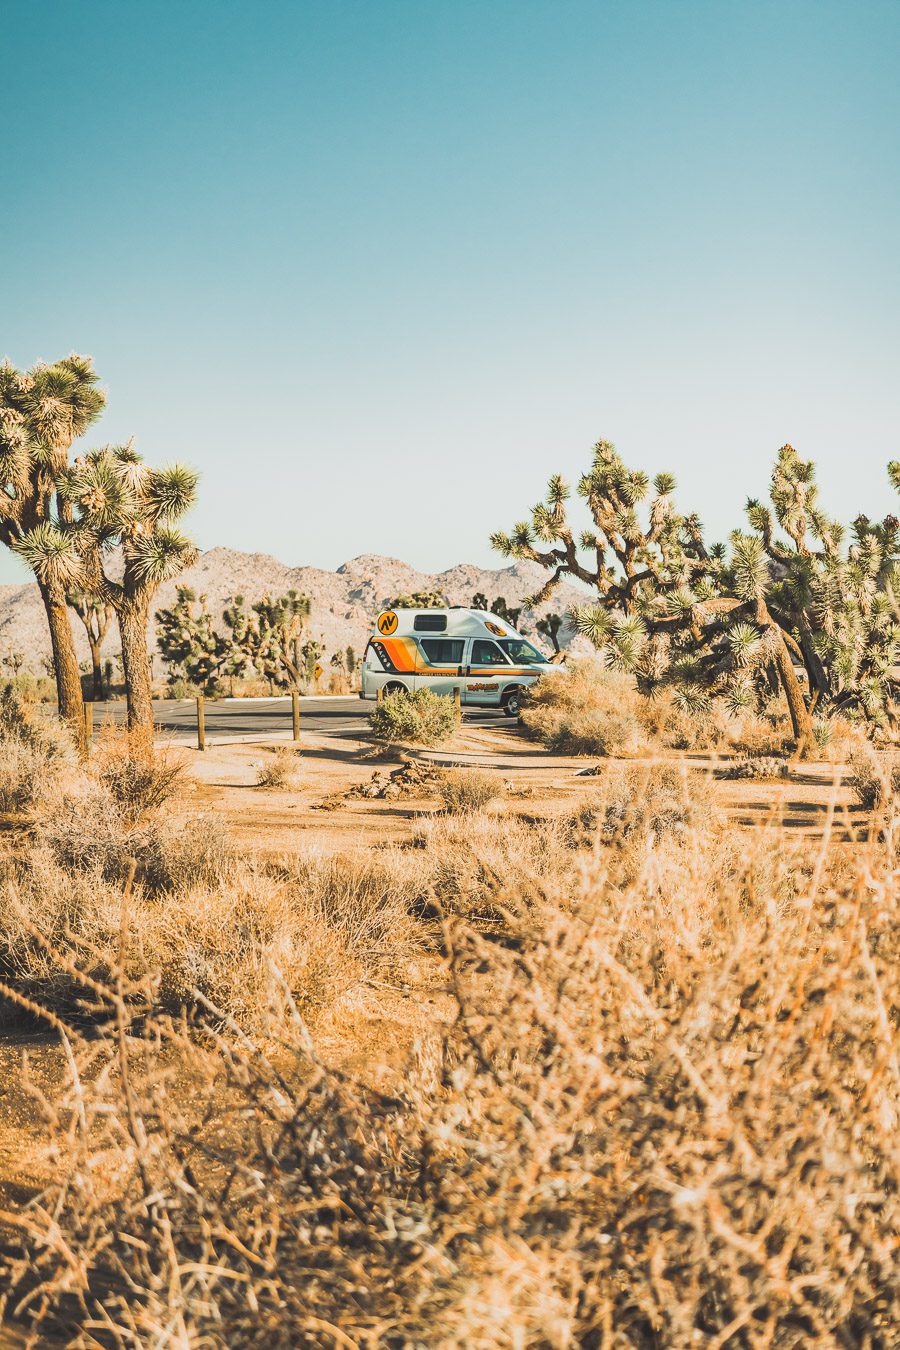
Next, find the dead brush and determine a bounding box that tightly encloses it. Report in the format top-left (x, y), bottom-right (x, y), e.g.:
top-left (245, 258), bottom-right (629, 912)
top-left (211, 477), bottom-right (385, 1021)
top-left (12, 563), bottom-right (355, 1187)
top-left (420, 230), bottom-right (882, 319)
top-left (255, 745), bottom-right (300, 788)
top-left (437, 767), bottom-right (504, 814)
top-left (91, 726), bottom-right (185, 823)
top-left (1, 810), bottom-right (898, 1347)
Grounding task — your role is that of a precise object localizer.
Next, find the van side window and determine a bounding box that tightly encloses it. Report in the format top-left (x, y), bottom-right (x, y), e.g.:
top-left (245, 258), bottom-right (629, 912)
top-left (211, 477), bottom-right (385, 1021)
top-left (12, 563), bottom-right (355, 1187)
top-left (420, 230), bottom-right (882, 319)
top-left (471, 639), bottom-right (510, 666)
top-left (420, 639), bottom-right (464, 664)
top-left (413, 614), bottom-right (447, 632)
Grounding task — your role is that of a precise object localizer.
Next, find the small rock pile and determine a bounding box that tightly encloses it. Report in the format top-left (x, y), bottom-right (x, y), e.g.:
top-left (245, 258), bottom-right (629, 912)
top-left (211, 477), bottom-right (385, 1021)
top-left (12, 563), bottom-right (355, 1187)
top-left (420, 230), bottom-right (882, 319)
top-left (315, 758), bottom-right (446, 810)
top-left (348, 759), bottom-right (446, 801)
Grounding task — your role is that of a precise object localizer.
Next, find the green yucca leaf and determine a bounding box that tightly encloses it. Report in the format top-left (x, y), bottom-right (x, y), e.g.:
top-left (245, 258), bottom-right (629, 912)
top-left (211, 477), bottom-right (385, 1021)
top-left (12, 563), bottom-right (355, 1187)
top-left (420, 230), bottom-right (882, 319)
top-left (673, 684), bottom-right (711, 715)
top-left (652, 472), bottom-right (676, 496)
top-left (574, 604), bottom-right (615, 648)
top-left (15, 522), bottom-right (84, 587)
top-left (129, 527), bottom-right (198, 585)
top-left (145, 464), bottom-right (198, 521)
top-left (726, 621), bottom-right (762, 666)
top-left (546, 473), bottom-right (569, 505)
top-left (730, 534), bottom-right (769, 601)
top-left (745, 498), bottom-right (772, 537)
top-left (664, 587), bottom-right (696, 619)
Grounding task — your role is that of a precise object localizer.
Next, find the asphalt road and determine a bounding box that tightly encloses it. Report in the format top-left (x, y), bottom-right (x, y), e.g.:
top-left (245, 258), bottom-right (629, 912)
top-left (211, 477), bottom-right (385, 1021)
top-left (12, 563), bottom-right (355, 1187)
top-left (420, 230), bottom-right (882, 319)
top-left (86, 695), bottom-right (507, 743)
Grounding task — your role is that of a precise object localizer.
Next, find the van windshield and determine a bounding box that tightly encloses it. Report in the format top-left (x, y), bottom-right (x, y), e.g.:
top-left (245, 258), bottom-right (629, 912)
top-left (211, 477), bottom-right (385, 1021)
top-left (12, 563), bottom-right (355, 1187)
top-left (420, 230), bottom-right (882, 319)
top-left (499, 638), bottom-right (546, 665)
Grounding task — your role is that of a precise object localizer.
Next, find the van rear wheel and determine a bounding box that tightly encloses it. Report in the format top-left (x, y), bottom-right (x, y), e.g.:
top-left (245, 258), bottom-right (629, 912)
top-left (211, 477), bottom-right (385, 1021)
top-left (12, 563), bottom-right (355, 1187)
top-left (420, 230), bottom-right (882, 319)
top-left (384, 681), bottom-right (409, 697)
top-left (502, 686), bottom-right (524, 717)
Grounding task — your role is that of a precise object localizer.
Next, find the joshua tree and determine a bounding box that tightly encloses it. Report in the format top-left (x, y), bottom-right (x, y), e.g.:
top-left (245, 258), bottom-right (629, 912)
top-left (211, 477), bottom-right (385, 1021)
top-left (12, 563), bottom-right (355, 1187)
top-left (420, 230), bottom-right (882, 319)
top-left (68, 590), bottom-right (114, 700)
top-left (493, 439), bottom-right (815, 744)
top-left (0, 355), bottom-right (105, 735)
top-left (301, 637), bottom-right (325, 686)
top-left (491, 596), bottom-right (523, 629)
top-left (54, 443), bottom-right (198, 731)
top-left (535, 612), bottom-right (564, 653)
top-left (744, 445), bottom-right (900, 731)
top-left (345, 645), bottom-right (357, 677)
top-left (223, 591), bottom-right (311, 689)
top-left (3, 651), bottom-right (25, 679)
top-left (156, 586), bottom-right (226, 693)
top-left (383, 589), bottom-right (447, 609)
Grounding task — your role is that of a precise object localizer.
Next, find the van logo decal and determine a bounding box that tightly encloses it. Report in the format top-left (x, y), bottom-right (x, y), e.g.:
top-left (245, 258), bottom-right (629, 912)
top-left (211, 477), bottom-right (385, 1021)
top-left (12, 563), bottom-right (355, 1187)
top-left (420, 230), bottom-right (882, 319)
top-left (485, 620), bottom-right (505, 636)
top-left (377, 610), bottom-right (398, 636)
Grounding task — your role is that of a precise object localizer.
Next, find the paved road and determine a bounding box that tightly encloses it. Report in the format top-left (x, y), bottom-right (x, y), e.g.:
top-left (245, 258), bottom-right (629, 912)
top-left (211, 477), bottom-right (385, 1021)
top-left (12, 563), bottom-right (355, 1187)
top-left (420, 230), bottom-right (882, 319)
top-left (86, 695), bottom-right (507, 744)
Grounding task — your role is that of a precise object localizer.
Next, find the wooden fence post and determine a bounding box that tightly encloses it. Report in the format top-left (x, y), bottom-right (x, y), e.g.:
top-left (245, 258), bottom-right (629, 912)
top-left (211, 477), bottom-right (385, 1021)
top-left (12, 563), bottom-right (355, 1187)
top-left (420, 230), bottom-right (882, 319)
top-left (292, 688), bottom-right (300, 742)
top-left (83, 701), bottom-right (93, 751)
top-left (196, 695), bottom-right (206, 751)
top-left (376, 685), bottom-right (384, 704)
top-left (453, 687), bottom-right (461, 709)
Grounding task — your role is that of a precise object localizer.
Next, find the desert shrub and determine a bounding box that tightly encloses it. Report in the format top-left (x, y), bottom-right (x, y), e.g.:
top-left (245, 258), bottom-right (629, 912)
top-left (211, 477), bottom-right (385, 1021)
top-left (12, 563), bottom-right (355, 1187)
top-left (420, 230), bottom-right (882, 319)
top-left (413, 811), bottom-right (574, 928)
top-left (437, 768), bottom-right (503, 814)
top-left (0, 846), bottom-right (424, 1028)
top-left (256, 745), bottom-right (301, 788)
top-left (719, 755), bottom-right (788, 780)
top-left (520, 660), bottom-right (644, 755)
top-left (369, 688), bottom-right (460, 746)
top-left (92, 731), bottom-right (185, 822)
top-left (846, 744), bottom-right (900, 809)
top-left (0, 738), bottom-right (62, 814)
top-left (4, 816), bottom-right (897, 1346)
top-left (730, 702), bottom-right (794, 757)
top-left (36, 784), bottom-right (230, 894)
top-left (571, 762), bottom-right (719, 845)
top-left (637, 686), bottom-right (734, 751)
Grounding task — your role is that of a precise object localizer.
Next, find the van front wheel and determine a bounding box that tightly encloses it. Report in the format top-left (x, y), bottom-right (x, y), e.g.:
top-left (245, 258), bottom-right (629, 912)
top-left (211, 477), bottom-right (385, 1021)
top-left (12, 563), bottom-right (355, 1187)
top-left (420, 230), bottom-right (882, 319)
top-left (502, 686), bottom-right (524, 717)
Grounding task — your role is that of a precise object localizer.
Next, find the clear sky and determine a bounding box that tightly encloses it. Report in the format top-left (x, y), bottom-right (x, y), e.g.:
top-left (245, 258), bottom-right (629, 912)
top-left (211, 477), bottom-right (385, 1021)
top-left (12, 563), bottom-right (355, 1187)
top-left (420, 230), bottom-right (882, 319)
top-left (3, 1), bottom-right (899, 584)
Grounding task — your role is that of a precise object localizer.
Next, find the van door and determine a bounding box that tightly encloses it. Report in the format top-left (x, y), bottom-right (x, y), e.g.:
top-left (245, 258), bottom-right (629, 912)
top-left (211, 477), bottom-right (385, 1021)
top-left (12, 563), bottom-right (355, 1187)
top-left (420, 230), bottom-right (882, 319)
top-left (462, 637), bottom-right (511, 706)
top-left (415, 636), bottom-right (465, 697)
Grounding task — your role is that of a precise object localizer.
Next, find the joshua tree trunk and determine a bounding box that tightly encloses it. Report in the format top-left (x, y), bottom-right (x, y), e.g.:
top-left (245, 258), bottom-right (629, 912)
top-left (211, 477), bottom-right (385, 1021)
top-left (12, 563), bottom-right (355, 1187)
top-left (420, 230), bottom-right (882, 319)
top-left (118, 597), bottom-right (155, 733)
top-left (88, 639), bottom-right (104, 701)
top-left (772, 626), bottom-right (815, 748)
top-left (38, 579), bottom-right (85, 743)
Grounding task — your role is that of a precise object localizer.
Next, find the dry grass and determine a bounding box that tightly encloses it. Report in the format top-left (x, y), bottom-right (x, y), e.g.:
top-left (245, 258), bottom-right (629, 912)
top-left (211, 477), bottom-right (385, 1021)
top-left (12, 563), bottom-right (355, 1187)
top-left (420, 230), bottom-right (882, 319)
top-left (520, 659), bottom-right (646, 755)
top-left (0, 695), bottom-right (898, 1345)
top-left (255, 745), bottom-right (301, 788)
top-left (1, 795), bottom-right (896, 1346)
top-left (437, 767), bottom-right (504, 814)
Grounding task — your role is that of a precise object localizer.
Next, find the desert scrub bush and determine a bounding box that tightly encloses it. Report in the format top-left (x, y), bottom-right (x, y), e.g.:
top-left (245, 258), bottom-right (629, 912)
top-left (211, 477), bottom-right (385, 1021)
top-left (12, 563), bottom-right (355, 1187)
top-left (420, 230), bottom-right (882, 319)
top-left (4, 817), bottom-right (898, 1346)
top-left (256, 745), bottom-right (301, 788)
top-left (437, 767), bottom-right (503, 814)
top-left (846, 744), bottom-right (900, 809)
top-left (369, 687), bottom-right (460, 746)
top-left (413, 811), bottom-right (574, 929)
top-left (36, 783), bottom-right (230, 893)
top-left (91, 730), bottom-right (185, 822)
top-left (636, 686), bottom-right (734, 751)
top-left (571, 762), bottom-right (719, 845)
top-left (718, 754), bottom-right (788, 780)
top-left (0, 842), bottom-right (427, 1027)
top-left (520, 659), bottom-right (644, 755)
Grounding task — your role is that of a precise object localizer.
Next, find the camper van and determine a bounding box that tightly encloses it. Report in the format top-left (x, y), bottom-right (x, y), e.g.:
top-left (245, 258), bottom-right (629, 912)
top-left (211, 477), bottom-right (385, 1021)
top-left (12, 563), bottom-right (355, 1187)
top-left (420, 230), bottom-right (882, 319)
top-left (360, 608), bottom-right (556, 715)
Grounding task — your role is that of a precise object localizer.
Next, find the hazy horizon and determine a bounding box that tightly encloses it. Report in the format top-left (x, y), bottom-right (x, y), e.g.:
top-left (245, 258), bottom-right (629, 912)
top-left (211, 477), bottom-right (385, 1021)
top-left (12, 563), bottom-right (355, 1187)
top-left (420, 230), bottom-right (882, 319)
top-left (4, 0), bottom-right (899, 585)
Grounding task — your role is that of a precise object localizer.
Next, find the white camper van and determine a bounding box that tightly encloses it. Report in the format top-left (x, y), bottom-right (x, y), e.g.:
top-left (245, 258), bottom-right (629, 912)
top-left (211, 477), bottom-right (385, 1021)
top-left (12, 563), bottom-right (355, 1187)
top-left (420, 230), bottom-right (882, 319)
top-left (360, 608), bottom-right (555, 715)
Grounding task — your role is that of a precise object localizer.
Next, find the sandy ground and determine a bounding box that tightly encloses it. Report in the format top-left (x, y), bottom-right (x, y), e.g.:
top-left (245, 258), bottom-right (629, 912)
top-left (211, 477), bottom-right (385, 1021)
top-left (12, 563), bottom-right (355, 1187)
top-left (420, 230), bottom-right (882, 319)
top-left (177, 719), bottom-right (864, 856)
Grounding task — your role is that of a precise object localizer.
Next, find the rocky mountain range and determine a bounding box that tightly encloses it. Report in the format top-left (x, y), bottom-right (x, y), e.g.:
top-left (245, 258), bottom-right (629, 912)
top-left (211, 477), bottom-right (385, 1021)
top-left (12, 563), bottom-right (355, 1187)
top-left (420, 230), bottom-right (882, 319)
top-left (0, 548), bottom-right (590, 676)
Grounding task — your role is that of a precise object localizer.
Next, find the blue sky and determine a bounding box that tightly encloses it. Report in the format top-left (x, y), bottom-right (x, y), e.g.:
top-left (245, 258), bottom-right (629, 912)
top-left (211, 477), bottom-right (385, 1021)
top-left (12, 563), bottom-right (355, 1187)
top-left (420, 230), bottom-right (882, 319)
top-left (3, 1), bottom-right (899, 584)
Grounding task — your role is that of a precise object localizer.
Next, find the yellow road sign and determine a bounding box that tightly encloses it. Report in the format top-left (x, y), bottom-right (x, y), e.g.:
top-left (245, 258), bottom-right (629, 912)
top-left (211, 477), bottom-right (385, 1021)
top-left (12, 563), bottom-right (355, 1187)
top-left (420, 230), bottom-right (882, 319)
top-left (314, 662), bottom-right (323, 679)
top-left (377, 610), bottom-right (398, 635)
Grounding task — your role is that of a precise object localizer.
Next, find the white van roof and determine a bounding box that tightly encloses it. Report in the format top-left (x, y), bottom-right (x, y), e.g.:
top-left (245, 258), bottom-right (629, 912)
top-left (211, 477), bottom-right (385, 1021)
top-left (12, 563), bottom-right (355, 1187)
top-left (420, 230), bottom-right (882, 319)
top-left (372, 607), bottom-right (525, 641)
